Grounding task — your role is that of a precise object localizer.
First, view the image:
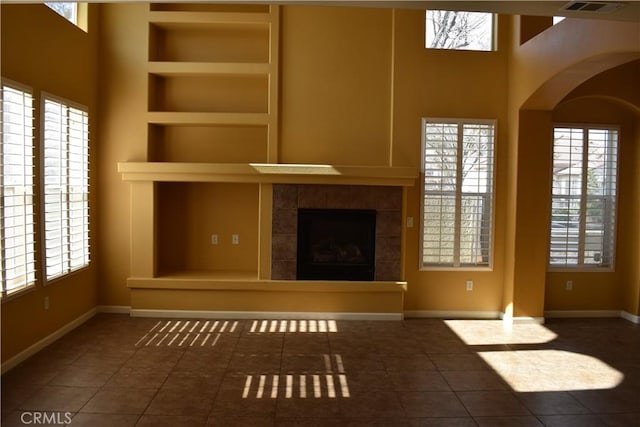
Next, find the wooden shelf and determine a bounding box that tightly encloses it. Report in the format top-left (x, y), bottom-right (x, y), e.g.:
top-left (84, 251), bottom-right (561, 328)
top-left (147, 112), bottom-right (270, 126)
top-left (149, 11), bottom-right (271, 28)
top-left (118, 162), bottom-right (418, 186)
top-left (148, 61), bottom-right (272, 76)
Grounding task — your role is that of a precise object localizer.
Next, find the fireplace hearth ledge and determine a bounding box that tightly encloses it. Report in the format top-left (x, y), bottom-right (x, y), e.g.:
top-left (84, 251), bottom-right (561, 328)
top-left (127, 276), bottom-right (407, 293)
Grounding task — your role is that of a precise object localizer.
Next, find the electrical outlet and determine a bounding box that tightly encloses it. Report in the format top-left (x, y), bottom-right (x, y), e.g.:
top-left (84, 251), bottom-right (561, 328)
top-left (44, 296), bottom-right (49, 310)
top-left (232, 234), bottom-right (239, 245)
top-left (407, 217), bottom-right (414, 228)
top-left (566, 280), bottom-right (573, 291)
top-left (211, 234), bottom-right (219, 245)
top-left (466, 280), bottom-right (473, 291)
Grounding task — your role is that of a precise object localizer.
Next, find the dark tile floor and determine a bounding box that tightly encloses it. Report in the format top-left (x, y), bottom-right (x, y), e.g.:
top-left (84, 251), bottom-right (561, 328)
top-left (1, 315), bottom-right (639, 426)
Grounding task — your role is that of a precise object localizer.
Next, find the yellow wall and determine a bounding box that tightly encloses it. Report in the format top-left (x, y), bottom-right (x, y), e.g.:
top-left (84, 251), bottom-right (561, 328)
top-left (394, 10), bottom-right (510, 313)
top-left (280, 6), bottom-right (392, 166)
top-left (157, 183), bottom-right (260, 274)
top-left (4, 3), bottom-right (640, 366)
top-left (504, 16), bottom-right (640, 318)
top-left (97, 3), bottom-right (149, 305)
top-left (0, 4), bottom-right (98, 362)
top-left (97, 4), bottom-right (640, 318)
top-left (545, 87), bottom-right (640, 312)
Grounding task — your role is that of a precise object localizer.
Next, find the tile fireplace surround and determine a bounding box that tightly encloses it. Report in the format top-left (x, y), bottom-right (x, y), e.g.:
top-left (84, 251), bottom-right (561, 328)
top-left (271, 184), bottom-right (402, 281)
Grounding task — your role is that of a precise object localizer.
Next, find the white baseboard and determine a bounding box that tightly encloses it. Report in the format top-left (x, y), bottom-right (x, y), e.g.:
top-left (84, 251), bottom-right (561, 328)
top-left (621, 311), bottom-right (640, 324)
top-left (97, 305), bottom-right (131, 314)
top-left (404, 310), bottom-right (500, 319)
top-left (545, 310), bottom-right (621, 319)
top-left (130, 309), bottom-right (402, 321)
top-left (1, 307), bottom-right (98, 375)
top-left (500, 312), bottom-right (546, 324)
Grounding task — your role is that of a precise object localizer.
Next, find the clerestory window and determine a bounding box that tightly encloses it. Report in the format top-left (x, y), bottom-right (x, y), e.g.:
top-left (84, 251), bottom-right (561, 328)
top-left (425, 10), bottom-right (496, 51)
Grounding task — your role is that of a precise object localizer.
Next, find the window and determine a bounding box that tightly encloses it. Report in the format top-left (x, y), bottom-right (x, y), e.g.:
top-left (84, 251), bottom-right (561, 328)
top-left (45, 2), bottom-right (78, 26)
top-left (1, 83), bottom-right (36, 297)
top-left (421, 119), bottom-right (496, 268)
top-left (43, 96), bottom-right (89, 281)
top-left (425, 10), bottom-right (495, 51)
top-left (549, 125), bottom-right (618, 269)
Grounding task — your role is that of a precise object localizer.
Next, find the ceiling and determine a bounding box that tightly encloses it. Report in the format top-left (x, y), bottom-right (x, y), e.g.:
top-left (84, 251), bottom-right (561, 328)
top-left (6, 1), bottom-right (640, 22)
top-left (169, 0), bottom-right (640, 22)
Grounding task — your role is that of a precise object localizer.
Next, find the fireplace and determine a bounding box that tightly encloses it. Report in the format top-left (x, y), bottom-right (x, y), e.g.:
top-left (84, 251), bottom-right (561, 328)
top-left (271, 184), bottom-right (402, 281)
top-left (297, 209), bottom-right (376, 281)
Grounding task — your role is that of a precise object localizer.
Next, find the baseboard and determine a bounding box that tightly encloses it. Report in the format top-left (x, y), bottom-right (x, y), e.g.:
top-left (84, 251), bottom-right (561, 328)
top-left (97, 305), bottom-right (131, 314)
top-left (1, 307), bottom-right (98, 374)
top-left (404, 310), bottom-right (500, 319)
top-left (130, 309), bottom-right (402, 321)
top-left (544, 310), bottom-right (622, 319)
top-left (621, 311), bottom-right (640, 324)
top-left (500, 312), bottom-right (545, 324)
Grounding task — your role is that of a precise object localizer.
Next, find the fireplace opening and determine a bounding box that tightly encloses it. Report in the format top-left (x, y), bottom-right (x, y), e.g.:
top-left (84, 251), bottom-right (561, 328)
top-left (297, 209), bottom-right (376, 281)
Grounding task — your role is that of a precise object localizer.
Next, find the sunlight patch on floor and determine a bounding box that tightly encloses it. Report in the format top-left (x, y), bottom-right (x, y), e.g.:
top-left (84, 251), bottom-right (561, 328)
top-left (478, 349), bottom-right (624, 392)
top-left (444, 320), bottom-right (558, 345)
top-left (242, 373), bottom-right (351, 399)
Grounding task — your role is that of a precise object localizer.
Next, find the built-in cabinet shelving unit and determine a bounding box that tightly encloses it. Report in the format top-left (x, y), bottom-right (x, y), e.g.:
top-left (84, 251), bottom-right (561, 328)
top-left (124, 3), bottom-right (280, 284)
top-left (120, 3), bottom-right (410, 315)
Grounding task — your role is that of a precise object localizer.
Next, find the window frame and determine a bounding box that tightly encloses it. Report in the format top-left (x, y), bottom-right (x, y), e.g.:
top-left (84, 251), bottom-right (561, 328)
top-left (44, 2), bottom-right (88, 32)
top-left (40, 92), bottom-right (90, 284)
top-left (548, 123), bottom-right (620, 272)
top-left (1, 79), bottom-right (37, 300)
top-left (420, 117), bottom-right (497, 271)
top-left (45, 2), bottom-right (78, 26)
top-left (425, 10), bottom-right (497, 52)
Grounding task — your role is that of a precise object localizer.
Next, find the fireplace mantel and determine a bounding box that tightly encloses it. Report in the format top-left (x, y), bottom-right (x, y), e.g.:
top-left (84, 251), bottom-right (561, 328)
top-left (118, 162), bottom-right (417, 187)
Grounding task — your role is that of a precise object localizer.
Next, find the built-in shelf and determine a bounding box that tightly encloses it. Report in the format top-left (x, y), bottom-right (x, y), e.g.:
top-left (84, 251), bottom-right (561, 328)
top-left (156, 270), bottom-right (259, 281)
top-left (128, 275), bottom-right (408, 293)
top-left (148, 61), bottom-right (272, 76)
top-left (147, 112), bottom-right (270, 126)
top-left (149, 11), bottom-right (271, 28)
top-left (118, 162), bottom-right (418, 186)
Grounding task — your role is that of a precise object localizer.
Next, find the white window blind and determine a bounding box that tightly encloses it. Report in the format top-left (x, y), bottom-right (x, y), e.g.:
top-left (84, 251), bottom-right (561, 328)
top-left (421, 119), bottom-right (495, 268)
top-left (43, 96), bottom-right (89, 281)
top-left (1, 83), bottom-right (36, 297)
top-left (550, 125), bottom-right (618, 268)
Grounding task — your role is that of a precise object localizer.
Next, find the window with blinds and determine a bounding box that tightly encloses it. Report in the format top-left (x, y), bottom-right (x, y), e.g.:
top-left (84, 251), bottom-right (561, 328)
top-left (421, 119), bottom-right (495, 268)
top-left (1, 83), bottom-right (36, 297)
top-left (43, 96), bottom-right (89, 281)
top-left (549, 125), bottom-right (618, 269)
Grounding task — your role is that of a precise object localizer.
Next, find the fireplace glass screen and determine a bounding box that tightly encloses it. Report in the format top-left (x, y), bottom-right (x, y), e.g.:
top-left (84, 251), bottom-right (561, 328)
top-left (297, 209), bottom-right (376, 281)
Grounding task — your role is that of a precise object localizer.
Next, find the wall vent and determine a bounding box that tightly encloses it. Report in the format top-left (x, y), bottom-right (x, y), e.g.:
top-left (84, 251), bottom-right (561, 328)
top-left (561, 1), bottom-right (626, 13)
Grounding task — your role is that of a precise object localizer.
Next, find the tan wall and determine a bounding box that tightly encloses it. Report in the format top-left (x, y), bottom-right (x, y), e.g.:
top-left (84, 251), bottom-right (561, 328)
top-left (0, 4), bottom-right (98, 362)
top-left (545, 96), bottom-right (639, 312)
top-left (98, 5), bottom-right (640, 318)
top-left (394, 10), bottom-right (510, 312)
top-left (3, 4), bottom-right (637, 361)
top-left (97, 3), bottom-right (149, 305)
top-left (280, 6), bottom-right (392, 166)
top-left (157, 183), bottom-right (260, 274)
top-left (504, 16), bottom-right (640, 318)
